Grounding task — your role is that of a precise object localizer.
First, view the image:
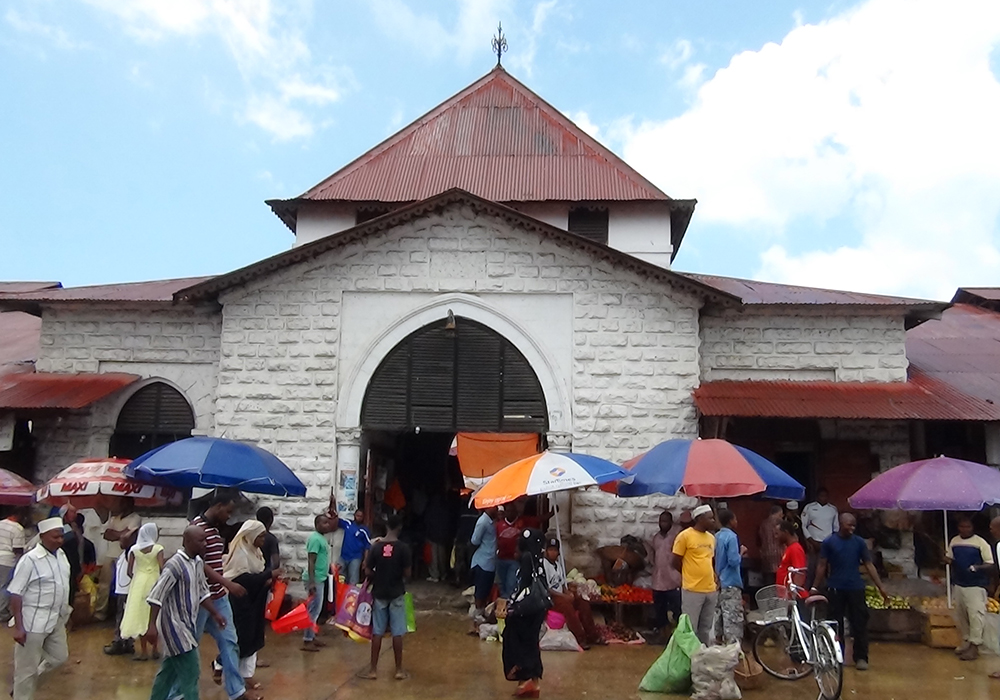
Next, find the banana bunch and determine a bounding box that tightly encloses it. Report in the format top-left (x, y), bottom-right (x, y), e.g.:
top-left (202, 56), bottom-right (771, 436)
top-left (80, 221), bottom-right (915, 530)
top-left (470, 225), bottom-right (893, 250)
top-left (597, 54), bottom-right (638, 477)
top-left (988, 598), bottom-right (1000, 614)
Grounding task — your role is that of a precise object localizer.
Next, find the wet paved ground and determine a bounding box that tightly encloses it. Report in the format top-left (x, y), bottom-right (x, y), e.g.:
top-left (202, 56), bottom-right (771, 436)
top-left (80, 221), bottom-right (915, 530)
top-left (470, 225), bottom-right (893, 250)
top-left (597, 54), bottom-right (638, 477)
top-left (2, 603), bottom-right (1000, 699)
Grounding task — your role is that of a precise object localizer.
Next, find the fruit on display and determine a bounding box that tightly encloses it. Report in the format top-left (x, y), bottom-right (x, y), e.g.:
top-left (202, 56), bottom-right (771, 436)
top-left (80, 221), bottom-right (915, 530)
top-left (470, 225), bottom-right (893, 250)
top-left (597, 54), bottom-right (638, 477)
top-left (917, 596), bottom-right (952, 612)
top-left (865, 585), bottom-right (910, 610)
top-left (598, 584), bottom-right (654, 604)
top-left (596, 622), bottom-right (642, 643)
top-left (988, 598), bottom-right (1000, 614)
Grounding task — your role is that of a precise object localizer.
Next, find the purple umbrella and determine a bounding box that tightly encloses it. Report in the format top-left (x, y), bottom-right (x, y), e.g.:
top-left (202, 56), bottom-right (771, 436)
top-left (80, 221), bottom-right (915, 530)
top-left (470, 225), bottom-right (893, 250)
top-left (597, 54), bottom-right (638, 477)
top-left (849, 456), bottom-right (1000, 606)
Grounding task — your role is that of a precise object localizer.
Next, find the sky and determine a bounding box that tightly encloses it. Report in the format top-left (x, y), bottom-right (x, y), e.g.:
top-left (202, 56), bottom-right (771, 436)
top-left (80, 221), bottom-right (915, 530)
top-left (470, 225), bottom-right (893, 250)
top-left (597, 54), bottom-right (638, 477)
top-left (2, 0), bottom-right (999, 301)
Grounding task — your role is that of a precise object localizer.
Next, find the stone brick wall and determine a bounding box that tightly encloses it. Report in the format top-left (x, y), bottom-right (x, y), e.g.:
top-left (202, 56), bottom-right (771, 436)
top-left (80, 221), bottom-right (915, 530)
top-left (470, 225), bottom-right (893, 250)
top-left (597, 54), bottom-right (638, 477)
top-left (215, 201), bottom-right (707, 569)
top-left (700, 309), bottom-right (909, 382)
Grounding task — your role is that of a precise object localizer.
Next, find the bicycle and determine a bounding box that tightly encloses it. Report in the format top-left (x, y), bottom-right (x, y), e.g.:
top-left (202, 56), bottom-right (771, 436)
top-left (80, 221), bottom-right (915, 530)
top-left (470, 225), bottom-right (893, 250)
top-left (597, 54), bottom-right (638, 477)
top-left (752, 567), bottom-right (844, 700)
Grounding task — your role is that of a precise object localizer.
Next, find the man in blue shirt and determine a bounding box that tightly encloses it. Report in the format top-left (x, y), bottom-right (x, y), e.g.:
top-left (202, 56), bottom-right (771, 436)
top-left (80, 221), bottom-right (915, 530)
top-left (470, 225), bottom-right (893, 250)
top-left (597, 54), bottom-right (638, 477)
top-left (713, 509), bottom-right (746, 644)
top-left (338, 509), bottom-right (372, 585)
top-left (812, 513), bottom-right (889, 671)
top-left (469, 507), bottom-right (498, 631)
top-left (946, 517), bottom-right (995, 661)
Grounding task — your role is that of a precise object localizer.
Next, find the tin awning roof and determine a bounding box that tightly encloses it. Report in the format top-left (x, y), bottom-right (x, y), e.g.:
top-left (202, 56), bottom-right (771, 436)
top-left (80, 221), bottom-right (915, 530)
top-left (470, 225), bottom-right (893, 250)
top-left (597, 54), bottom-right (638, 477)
top-left (693, 370), bottom-right (1000, 421)
top-left (0, 372), bottom-right (139, 410)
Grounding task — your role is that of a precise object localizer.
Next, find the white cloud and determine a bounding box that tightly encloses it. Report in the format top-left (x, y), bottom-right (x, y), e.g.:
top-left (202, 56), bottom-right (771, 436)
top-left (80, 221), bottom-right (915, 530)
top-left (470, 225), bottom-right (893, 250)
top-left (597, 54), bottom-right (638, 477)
top-left (660, 38), bottom-right (706, 91)
top-left (506, 0), bottom-right (557, 77)
top-left (568, 110), bottom-right (599, 138)
top-left (5, 8), bottom-right (90, 51)
top-left (81, 0), bottom-right (344, 140)
top-left (622, 0), bottom-right (1000, 299)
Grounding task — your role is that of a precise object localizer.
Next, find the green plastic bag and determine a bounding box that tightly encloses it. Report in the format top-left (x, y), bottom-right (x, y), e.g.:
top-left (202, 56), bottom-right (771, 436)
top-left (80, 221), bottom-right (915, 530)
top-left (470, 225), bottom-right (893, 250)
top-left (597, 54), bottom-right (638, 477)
top-left (638, 613), bottom-right (703, 693)
top-left (404, 592), bottom-right (417, 633)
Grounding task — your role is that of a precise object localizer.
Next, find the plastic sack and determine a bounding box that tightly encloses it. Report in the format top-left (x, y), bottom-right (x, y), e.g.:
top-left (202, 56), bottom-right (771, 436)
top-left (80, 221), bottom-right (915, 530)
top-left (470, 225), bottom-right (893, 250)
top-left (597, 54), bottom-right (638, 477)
top-left (983, 613), bottom-right (1000, 655)
top-left (546, 610), bottom-right (566, 630)
top-left (539, 626), bottom-right (582, 652)
top-left (479, 623), bottom-right (499, 641)
top-left (334, 584), bottom-right (363, 632)
top-left (690, 642), bottom-right (742, 700)
top-left (638, 613), bottom-right (702, 693)
top-left (404, 592), bottom-right (417, 633)
top-left (348, 586), bottom-right (374, 641)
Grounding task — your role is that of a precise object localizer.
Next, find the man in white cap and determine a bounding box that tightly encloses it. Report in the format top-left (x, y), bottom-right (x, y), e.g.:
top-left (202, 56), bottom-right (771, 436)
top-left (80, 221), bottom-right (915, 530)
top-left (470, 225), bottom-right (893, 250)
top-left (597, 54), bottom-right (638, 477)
top-left (672, 504), bottom-right (718, 645)
top-left (7, 517), bottom-right (71, 700)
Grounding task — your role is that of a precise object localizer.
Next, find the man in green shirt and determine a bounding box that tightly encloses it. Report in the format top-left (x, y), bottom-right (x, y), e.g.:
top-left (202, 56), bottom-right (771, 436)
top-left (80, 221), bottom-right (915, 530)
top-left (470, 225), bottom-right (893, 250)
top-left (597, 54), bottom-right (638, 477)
top-left (303, 514), bottom-right (333, 652)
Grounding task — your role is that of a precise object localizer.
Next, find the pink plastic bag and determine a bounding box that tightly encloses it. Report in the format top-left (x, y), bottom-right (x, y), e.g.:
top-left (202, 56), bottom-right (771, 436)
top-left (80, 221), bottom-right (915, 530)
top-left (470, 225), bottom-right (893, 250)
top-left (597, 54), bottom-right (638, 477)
top-left (546, 610), bottom-right (566, 630)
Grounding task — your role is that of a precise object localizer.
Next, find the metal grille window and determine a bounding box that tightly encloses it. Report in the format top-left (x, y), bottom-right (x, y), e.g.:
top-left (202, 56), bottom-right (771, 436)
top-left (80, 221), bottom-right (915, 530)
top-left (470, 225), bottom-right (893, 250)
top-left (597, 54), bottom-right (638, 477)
top-left (362, 318), bottom-right (548, 433)
top-left (568, 207), bottom-right (609, 244)
top-left (109, 382), bottom-right (195, 459)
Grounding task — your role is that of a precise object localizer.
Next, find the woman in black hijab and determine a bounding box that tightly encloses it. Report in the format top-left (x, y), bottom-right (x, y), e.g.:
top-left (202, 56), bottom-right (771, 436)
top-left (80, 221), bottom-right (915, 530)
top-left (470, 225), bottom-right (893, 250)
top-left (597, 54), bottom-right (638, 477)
top-left (502, 528), bottom-right (546, 698)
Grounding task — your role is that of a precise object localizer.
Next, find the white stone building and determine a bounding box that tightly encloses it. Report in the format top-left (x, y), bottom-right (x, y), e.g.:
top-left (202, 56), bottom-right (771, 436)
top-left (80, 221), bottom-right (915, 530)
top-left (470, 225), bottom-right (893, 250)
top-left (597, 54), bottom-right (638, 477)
top-left (3, 67), bottom-right (993, 572)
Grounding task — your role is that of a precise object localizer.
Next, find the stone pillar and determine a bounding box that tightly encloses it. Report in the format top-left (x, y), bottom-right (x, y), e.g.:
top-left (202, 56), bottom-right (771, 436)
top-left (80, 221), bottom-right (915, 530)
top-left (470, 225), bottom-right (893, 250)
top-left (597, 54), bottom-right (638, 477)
top-left (547, 431), bottom-right (574, 535)
top-left (334, 427), bottom-right (362, 517)
top-left (986, 423), bottom-right (1000, 467)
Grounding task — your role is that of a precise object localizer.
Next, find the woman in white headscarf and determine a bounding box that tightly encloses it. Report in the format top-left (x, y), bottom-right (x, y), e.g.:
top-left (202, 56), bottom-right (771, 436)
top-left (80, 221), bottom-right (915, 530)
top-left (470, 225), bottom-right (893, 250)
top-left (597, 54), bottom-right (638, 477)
top-left (222, 519), bottom-right (279, 687)
top-left (119, 523), bottom-right (164, 660)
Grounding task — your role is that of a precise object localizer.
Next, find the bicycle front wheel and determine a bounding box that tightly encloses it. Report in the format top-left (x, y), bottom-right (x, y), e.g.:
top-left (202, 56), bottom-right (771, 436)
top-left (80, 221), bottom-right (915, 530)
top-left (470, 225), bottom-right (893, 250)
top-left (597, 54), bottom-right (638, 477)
top-left (752, 620), bottom-right (813, 681)
top-left (813, 625), bottom-right (844, 700)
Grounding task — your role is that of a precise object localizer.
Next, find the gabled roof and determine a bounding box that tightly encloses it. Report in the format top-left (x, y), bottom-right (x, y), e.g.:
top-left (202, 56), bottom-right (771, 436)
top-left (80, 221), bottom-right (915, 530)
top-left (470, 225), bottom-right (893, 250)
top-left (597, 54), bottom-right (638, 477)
top-left (179, 188), bottom-right (734, 306)
top-left (267, 67), bottom-right (696, 255)
top-left (682, 273), bottom-right (946, 326)
top-left (0, 277), bottom-right (216, 315)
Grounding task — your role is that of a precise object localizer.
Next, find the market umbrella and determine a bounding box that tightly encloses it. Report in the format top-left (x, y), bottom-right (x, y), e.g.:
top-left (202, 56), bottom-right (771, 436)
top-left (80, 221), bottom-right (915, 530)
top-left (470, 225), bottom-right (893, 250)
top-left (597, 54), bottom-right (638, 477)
top-left (601, 438), bottom-right (805, 500)
top-left (0, 468), bottom-right (36, 506)
top-left (125, 436), bottom-right (307, 497)
top-left (37, 458), bottom-right (183, 508)
top-left (472, 451), bottom-right (629, 573)
top-left (848, 455), bottom-right (1000, 607)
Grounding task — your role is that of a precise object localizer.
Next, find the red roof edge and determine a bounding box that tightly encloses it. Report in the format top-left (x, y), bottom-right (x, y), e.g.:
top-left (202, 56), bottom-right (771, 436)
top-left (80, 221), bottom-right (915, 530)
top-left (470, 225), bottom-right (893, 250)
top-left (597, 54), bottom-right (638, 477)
top-left (0, 373), bottom-right (140, 410)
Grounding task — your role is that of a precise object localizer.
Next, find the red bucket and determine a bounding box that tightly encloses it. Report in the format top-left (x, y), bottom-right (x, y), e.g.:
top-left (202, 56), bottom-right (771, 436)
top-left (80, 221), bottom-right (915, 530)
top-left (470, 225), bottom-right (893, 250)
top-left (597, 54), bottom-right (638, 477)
top-left (271, 600), bottom-right (317, 635)
top-left (264, 580), bottom-right (287, 621)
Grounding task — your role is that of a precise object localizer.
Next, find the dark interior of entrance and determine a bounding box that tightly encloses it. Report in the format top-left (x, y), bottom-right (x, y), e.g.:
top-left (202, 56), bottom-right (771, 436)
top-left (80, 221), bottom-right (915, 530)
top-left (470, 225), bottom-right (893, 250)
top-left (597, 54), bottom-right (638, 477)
top-left (359, 316), bottom-right (548, 581)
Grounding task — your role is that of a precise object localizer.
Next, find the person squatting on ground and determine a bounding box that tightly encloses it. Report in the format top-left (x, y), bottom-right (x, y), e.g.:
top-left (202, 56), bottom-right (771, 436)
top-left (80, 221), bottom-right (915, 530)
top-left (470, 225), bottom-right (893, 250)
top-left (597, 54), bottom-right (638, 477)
top-left (223, 519), bottom-right (279, 688)
top-left (713, 509), bottom-right (746, 644)
top-left (187, 490), bottom-right (260, 700)
top-left (649, 511), bottom-right (682, 636)
top-left (672, 504), bottom-right (718, 646)
top-left (542, 537), bottom-right (599, 648)
top-left (120, 523), bottom-right (164, 661)
top-left (812, 512), bottom-right (889, 672)
top-left (469, 506), bottom-right (498, 631)
top-left (946, 516), bottom-right (994, 661)
top-left (359, 513), bottom-right (412, 681)
top-left (302, 513), bottom-right (333, 652)
top-left (145, 525), bottom-right (227, 700)
top-left (8, 517), bottom-right (70, 700)
top-left (502, 529), bottom-right (547, 698)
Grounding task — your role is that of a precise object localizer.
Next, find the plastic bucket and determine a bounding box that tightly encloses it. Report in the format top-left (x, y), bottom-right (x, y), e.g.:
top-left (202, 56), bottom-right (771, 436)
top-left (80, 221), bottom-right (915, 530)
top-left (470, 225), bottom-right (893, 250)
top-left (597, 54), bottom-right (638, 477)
top-left (264, 580), bottom-right (287, 621)
top-left (271, 601), bottom-right (318, 634)
top-left (546, 610), bottom-right (566, 630)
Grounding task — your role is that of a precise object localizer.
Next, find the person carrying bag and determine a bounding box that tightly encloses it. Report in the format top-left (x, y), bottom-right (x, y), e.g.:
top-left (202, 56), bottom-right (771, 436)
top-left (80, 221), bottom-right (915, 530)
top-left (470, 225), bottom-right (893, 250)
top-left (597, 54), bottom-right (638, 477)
top-left (502, 529), bottom-right (550, 698)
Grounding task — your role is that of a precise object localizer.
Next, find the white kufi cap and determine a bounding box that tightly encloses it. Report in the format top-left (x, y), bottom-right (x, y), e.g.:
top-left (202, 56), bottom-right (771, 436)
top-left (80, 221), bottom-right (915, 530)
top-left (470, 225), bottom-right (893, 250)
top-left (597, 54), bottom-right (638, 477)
top-left (38, 517), bottom-right (63, 534)
top-left (692, 504), bottom-right (712, 519)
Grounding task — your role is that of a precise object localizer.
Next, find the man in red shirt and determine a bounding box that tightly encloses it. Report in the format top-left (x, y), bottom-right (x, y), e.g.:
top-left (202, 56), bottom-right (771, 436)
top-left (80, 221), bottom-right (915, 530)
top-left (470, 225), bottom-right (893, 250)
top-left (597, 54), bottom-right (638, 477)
top-left (775, 520), bottom-right (807, 597)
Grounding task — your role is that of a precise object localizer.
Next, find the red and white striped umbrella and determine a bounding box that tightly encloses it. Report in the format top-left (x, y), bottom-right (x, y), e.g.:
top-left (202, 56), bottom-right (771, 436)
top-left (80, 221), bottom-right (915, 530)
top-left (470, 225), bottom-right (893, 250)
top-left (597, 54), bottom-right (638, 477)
top-left (37, 458), bottom-right (183, 508)
top-left (0, 468), bottom-right (36, 506)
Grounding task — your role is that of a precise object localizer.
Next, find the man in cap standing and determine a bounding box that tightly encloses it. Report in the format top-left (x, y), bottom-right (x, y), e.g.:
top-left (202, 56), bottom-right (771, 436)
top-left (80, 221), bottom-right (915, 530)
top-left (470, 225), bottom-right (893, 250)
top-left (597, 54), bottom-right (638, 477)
top-left (672, 505), bottom-right (718, 645)
top-left (7, 517), bottom-right (71, 700)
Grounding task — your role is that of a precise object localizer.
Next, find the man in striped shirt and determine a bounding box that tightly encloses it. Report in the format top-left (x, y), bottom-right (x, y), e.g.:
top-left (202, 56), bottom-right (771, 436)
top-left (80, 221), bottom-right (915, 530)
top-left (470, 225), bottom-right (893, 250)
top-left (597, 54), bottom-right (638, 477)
top-left (186, 490), bottom-right (260, 700)
top-left (145, 525), bottom-right (226, 700)
top-left (8, 517), bottom-right (70, 700)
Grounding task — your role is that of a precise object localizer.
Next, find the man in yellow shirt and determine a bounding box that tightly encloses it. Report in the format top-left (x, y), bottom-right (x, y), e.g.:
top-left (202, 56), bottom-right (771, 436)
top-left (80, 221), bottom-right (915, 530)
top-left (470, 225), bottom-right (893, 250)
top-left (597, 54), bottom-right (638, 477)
top-left (672, 504), bottom-right (719, 645)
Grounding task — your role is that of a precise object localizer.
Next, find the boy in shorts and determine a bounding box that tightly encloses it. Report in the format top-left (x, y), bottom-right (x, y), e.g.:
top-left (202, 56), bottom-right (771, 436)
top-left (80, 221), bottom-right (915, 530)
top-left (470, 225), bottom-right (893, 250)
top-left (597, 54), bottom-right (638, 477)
top-left (359, 514), bottom-right (412, 681)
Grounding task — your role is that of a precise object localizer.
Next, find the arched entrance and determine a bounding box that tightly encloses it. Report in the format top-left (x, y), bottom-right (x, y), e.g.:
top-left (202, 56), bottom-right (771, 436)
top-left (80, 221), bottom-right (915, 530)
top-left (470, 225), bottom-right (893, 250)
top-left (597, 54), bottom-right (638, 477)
top-left (354, 316), bottom-right (551, 579)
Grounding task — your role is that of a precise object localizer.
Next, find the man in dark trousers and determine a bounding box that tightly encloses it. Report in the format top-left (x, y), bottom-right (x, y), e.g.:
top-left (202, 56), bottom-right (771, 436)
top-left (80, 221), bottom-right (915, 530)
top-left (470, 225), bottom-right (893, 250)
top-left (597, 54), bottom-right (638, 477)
top-left (359, 514), bottom-right (412, 681)
top-left (812, 513), bottom-right (889, 671)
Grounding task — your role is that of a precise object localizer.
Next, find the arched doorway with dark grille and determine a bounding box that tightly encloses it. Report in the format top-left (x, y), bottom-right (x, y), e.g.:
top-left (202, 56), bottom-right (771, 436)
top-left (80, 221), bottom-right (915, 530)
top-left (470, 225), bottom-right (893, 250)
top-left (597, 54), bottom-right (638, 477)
top-left (360, 317), bottom-right (548, 578)
top-left (109, 382), bottom-right (195, 459)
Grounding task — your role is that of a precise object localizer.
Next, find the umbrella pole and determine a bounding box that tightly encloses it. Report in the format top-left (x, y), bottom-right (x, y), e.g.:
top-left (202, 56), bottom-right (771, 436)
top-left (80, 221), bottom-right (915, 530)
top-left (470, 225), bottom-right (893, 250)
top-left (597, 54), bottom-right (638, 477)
top-left (554, 495), bottom-right (566, 577)
top-left (944, 510), bottom-right (952, 609)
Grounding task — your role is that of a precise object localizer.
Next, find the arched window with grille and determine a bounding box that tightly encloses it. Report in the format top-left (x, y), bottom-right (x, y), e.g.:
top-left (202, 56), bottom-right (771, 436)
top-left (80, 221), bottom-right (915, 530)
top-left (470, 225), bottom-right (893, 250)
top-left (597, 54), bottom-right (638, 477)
top-left (109, 382), bottom-right (195, 459)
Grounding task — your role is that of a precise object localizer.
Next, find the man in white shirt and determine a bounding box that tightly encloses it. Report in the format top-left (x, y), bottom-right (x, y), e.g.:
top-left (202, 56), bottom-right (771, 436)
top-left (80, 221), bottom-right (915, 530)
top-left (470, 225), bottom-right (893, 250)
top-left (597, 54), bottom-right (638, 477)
top-left (8, 517), bottom-right (71, 700)
top-left (0, 507), bottom-right (28, 622)
top-left (542, 538), bottom-right (598, 648)
top-left (802, 488), bottom-right (838, 588)
top-left (95, 497), bottom-right (141, 621)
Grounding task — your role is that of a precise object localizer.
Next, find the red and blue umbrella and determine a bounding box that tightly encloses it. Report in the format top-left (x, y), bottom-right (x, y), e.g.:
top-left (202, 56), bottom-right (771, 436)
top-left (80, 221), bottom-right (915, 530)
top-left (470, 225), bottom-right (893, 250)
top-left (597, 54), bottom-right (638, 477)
top-left (604, 439), bottom-right (804, 500)
top-left (473, 451), bottom-right (628, 508)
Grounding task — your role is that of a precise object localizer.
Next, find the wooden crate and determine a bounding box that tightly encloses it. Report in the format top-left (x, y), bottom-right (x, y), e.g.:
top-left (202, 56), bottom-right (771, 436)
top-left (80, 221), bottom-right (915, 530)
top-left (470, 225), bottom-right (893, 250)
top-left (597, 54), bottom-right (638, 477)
top-left (868, 609), bottom-right (924, 641)
top-left (923, 624), bottom-right (961, 649)
top-left (925, 612), bottom-right (956, 628)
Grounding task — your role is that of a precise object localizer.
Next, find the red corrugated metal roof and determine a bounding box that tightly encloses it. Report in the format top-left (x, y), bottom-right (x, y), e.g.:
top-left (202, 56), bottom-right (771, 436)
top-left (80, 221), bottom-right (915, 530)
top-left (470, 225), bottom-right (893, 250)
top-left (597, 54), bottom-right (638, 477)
top-left (953, 287), bottom-right (1000, 303)
top-left (285, 67), bottom-right (672, 205)
top-left (906, 302), bottom-right (1000, 406)
top-left (0, 282), bottom-right (61, 294)
top-left (693, 372), bottom-right (1000, 421)
top-left (682, 273), bottom-right (943, 307)
top-left (0, 372), bottom-right (139, 409)
top-left (0, 312), bottom-right (41, 372)
top-left (0, 277), bottom-right (214, 304)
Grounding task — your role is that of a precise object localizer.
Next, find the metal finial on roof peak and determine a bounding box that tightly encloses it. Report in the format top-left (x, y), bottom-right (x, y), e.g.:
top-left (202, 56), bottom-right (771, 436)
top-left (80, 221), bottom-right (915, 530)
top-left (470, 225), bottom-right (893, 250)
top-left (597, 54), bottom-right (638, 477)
top-left (492, 22), bottom-right (508, 67)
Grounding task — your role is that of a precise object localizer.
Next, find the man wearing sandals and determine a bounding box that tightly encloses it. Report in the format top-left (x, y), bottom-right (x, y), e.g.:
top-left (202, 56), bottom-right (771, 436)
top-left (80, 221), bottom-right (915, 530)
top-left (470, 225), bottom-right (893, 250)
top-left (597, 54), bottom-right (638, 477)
top-left (359, 514), bottom-right (412, 681)
top-left (946, 516), bottom-right (994, 661)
